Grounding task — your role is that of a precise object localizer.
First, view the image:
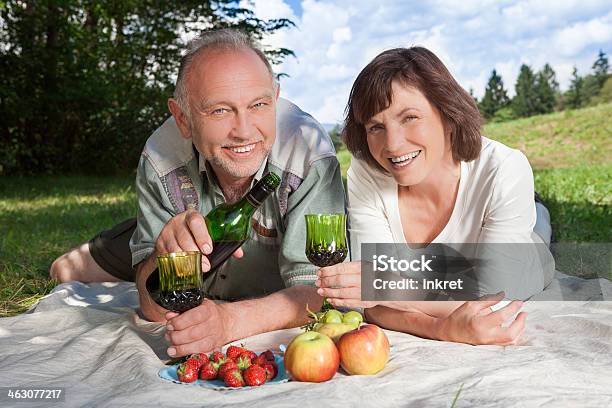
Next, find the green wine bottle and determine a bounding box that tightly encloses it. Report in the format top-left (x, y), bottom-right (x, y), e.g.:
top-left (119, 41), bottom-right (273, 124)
top-left (205, 172), bottom-right (280, 271)
top-left (146, 172), bottom-right (281, 302)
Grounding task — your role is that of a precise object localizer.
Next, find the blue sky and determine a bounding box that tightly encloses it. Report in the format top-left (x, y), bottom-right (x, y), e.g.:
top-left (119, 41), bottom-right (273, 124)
top-left (245, 0), bottom-right (612, 124)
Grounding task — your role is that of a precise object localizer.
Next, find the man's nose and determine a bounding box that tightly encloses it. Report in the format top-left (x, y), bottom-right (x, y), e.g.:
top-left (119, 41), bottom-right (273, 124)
top-left (232, 110), bottom-right (252, 139)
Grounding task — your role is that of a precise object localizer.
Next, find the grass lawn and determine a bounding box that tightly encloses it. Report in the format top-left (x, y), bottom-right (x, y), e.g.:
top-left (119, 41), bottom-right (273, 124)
top-left (1, 104), bottom-right (610, 317)
top-left (0, 176), bottom-right (137, 316)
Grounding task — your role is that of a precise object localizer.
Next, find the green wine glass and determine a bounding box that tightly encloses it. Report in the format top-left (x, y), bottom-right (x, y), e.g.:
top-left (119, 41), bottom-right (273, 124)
top-left (305, 213), bottom-right (348, 267)
top-left (155, 251), bottom-right (204, 313)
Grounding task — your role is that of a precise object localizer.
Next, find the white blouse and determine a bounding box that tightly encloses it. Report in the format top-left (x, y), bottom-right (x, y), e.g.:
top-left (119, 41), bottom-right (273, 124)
top-left (347, 137), bottom-right (555, 300)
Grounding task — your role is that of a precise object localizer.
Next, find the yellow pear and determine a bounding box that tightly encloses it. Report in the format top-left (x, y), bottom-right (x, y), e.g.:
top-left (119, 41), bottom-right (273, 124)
top-left (314, 322), bottom-right (359, 342)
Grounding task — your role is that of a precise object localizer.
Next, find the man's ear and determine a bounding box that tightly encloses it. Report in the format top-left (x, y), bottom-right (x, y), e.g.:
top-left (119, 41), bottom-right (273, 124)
top-left (275, 81), bottom-right (281, 100)
top-left (168, 98), bottom-right (192, 140)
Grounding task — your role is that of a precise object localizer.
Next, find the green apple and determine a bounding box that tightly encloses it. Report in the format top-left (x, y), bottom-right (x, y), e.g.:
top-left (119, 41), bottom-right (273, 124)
top-left (321, 309), bottom-right (344, 324)
top-left (342, 310), bottom-right (364, 327)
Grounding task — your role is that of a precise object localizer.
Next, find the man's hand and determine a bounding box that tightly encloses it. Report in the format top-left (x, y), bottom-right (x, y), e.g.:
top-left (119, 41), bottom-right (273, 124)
top-left (164, 300), bottom-right (233, 356)
top-left (156, 209), bottom-right (243, 272)
top-left (434, 292), bottom-right (527, 345)
top-left (163, 285), bottom-right (322, 356)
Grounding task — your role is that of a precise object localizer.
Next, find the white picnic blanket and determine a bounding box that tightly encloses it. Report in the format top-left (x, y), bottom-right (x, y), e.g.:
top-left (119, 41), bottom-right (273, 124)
top-left (0, 273), bottom-right (611, 407)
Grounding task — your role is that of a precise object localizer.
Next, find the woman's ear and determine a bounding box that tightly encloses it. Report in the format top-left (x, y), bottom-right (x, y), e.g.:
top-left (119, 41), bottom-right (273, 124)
top-left (167, 98), bottom-right (192, 139)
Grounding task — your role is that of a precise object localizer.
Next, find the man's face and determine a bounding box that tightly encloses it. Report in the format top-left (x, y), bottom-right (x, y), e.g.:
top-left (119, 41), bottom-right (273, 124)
top-left (184, 48), bottom-right (277, 180)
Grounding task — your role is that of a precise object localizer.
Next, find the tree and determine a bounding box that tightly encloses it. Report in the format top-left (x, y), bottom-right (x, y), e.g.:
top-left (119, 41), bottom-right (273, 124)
top-left (479, 69), bottom-right (509, 119)
top-left (328, 125), bottom-right (344, 152)
top-left (565, 67), bottom-right (584, 109)
top-left (582, 50), bottom-right (610, 105)
top-left (535, 63), bottom-right (559, 114)
top-left (589, 76), bottom-right (612, 105)
top-left (0, 1), bottom-right (295, 175)
top-left (592, 49), bottom-right (610, 89)
top-left (512, 64), bottom-right (539, 117)
top-left (469, 87), bottom-right (478, 105)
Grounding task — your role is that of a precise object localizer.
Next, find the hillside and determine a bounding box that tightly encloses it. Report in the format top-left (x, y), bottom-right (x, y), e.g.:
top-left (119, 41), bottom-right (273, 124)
top-left (484, 102), bottom-right (612, 169)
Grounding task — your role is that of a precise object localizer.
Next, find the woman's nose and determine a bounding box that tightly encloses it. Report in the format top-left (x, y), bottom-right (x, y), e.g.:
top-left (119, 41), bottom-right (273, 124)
top-left (382, 125), bottom-right (406, 153)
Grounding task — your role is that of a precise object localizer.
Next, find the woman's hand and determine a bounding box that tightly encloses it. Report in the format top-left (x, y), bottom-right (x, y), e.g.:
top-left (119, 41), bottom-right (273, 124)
top-left (434, 292), bottom-right (527, 345)
top-left (315, 261), bottom-right (378, 308)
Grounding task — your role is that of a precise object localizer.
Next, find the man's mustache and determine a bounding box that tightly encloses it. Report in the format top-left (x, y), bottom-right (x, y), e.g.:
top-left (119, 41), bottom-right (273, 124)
top-left (221, 139), bottom-right (264, 148)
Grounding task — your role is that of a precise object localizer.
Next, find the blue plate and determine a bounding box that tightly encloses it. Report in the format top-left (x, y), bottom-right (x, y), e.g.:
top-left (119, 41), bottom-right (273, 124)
top-left (158, 354), bottom-right (289, 390)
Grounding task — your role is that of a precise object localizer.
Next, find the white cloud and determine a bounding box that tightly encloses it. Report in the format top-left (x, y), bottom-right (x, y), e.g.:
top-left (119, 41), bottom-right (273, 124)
top-left (553, 12), bottom-right (612, 57)
top-left (246, 0), bottom-right (612, 123)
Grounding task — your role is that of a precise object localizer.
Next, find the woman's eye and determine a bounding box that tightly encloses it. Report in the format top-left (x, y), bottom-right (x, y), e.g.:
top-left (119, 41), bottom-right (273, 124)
top-left (402, 115), bottom-right (418, 123)
top-left (367, 125), bottom-right (382, 133)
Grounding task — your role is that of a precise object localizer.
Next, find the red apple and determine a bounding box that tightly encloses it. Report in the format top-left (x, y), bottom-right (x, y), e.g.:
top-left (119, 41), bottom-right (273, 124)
top-left (336, 324), bottom-right (390, 375)
top-left (284, 331), bottom-right (340, 382)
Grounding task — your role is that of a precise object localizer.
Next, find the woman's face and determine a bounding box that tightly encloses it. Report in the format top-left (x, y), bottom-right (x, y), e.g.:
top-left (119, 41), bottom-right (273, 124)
top-left (365, 81), bottom-right (451, 186)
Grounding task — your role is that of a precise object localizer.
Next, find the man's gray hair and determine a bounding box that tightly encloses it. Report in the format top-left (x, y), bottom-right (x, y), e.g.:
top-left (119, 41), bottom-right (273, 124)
top-left (174, 28), bottom-right (275, 119)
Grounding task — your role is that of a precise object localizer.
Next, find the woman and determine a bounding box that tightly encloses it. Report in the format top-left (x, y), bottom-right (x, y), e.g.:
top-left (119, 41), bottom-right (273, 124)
top-left (316, 47), bottom-right (554, 345)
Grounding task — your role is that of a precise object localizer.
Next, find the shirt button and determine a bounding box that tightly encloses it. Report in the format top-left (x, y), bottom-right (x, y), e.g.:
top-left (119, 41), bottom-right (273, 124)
top-left (219, 274), bottom-right (227, 280)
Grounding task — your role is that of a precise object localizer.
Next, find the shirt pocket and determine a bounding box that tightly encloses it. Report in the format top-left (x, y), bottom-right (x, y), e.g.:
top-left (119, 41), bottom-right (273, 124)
top-left (250, 210), bottom-right (281, 249)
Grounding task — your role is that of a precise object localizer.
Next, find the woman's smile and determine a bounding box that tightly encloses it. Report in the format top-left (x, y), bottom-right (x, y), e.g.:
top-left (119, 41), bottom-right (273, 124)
top-left (388, 149), bottom-right (422, 169)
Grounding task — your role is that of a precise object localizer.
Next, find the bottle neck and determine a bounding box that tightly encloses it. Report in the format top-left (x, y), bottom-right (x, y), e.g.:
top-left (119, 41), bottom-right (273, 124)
top-left (234, 173), bottom-right (278, 215)
top-left (235, 187), bottom-right (271, 216)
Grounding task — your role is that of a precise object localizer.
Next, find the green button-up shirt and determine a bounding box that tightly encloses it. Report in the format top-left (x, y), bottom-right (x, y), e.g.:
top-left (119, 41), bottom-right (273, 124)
top-left (129, 98), bottom-right (346, 301)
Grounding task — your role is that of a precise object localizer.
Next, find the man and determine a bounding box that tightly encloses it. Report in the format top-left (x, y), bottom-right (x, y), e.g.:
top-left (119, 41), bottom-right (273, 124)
top-left (50, 29), bottom-right (346, 356)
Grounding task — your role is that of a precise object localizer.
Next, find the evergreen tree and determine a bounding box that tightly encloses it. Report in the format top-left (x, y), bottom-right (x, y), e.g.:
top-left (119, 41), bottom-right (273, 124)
top-left (582, 50), bottom-right (610, 105)
top-left (565, 67), bottom-right (584, 109)
top-left (512, 64), bottom-right (538, 117)
top-left (535, 63), bottom-right (558, 114)
top-left (592, 49), bottom-right (610, 88)
top-left (328, 125), bottom-right (345, 152)
top-left (479, 69), bottom-right (509, 119)
top-left (469, 87), bottom-right (478, 105)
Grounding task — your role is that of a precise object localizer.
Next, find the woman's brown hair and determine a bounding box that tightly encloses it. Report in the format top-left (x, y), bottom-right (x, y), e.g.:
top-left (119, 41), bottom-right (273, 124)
top-left (342, 47), bottom-right (482, 172)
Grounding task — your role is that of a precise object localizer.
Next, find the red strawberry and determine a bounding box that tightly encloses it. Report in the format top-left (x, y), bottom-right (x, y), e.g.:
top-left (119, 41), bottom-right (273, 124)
top-left (217, 360), bottom-right (238, 379)
top-left (243, 365), bottom-right (267, 386)
top-left (184, 358), bottom-right (201, 371)
top-left (253, 354), bottom-right (267, 366)
top-left (236, 354), bottom-right (252, 370)
top-left (186, 353), bottom-right (208, 370)
top-left (199, 362), bottom-right (219, 380)
top-left (226, 345), bottom-right (246, 360)
top-left (261, 361), bottom-right (277, 381)
top-left (240, 350), bottom-right (257, 361)
top-left (223, 368), bottom-right (245, 388)
top-left (261, 350), bottom-right (275, 362)
top-left (210, 351), bottom-right (225, 364)
top-left (177, 362), bottom-right (198, 383)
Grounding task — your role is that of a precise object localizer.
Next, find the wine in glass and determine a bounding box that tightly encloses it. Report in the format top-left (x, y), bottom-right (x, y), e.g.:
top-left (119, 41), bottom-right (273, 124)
top-left (305, 213), bottom-right (348, 267)
top-left (154, 251), bottom-right (204, 313)
top-left (305, 213), bottom-right (348, 311)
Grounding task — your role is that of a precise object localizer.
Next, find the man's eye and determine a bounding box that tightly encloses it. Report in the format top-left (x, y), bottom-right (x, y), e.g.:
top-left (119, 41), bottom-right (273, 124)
top-left (252, 102), bottom-right (268, 109)
top-left (211, 108), bottom-right (229, 115)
